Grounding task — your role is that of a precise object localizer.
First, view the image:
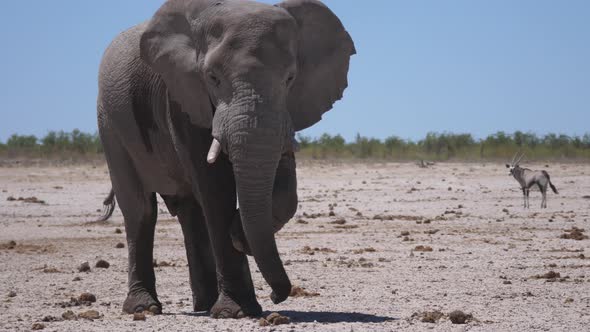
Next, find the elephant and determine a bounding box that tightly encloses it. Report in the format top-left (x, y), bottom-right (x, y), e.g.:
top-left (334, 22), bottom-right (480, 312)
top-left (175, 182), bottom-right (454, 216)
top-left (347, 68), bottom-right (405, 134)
top-left (96, 0), bottom-right (355, 318)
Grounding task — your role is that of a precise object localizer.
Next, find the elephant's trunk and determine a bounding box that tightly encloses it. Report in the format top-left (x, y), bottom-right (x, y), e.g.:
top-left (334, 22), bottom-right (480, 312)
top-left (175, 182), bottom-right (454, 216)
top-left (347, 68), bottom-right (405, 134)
top-left (222, 98), bottom-right (292, 304)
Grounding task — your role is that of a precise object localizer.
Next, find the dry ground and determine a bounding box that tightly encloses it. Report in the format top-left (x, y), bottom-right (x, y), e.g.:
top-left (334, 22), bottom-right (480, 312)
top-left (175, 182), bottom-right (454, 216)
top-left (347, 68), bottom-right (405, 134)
top-left (1, 161), bottom-right (589, 331)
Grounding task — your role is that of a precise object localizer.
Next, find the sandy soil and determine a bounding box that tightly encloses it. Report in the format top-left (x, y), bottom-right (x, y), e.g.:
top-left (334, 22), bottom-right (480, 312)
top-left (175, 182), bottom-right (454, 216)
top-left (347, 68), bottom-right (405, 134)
top-left (1, 161), bottom-right (589, 331)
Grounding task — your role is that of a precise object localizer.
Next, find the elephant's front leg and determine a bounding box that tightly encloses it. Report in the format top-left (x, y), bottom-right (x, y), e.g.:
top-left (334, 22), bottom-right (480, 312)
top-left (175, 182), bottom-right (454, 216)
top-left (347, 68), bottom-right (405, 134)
top-left (173, 196), bottom-right (219, 312)
top-left (196, 155), bottom-right (262, 318)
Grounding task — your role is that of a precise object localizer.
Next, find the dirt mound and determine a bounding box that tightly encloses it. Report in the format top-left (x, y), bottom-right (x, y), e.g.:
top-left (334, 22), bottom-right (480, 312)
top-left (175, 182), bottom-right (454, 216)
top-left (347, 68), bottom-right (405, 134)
top-left (560, 227), bottom-right (588, 240)
top-left (7, 196), bottom-right (46, 204)
top-left (259, 312), bottom-right (290, 326)
top-left (290, 286), bottom-right (320, 298)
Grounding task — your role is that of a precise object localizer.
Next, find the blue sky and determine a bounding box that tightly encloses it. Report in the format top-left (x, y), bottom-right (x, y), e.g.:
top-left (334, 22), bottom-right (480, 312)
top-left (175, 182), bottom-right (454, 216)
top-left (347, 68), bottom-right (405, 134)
top-left (0, 0), bottom-right (588, 142)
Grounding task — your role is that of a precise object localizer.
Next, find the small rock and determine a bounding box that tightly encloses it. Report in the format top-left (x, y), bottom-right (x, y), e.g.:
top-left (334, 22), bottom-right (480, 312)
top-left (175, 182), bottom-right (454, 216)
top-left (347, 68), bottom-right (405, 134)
top-left (31, 323), bottom-right (45, 330)
top-left (115, 242), bottom-right (125, 248)
top-left (266, 312), bottom-right (290, 325)
top-left (565, 298), bottom-right (574, 303)
top-left (62, 310), bottom-right (77, 320)
top-left (449, 310), bottom-right (472, 324)
top-left (418, 310), bottom-right (444, 323)
top-left (43, 266), bottom-right (60, 273)
top-left (330, 218), bottom-right (346, 225)
top-left (414, 245), bottom-right (433, 252)
top-left (8, 290), bottom-right (16, 297)
top-left (290, 286), bottom-right (320, 297)
top-left (78, 310), bottom-right (100, 320)
top-left (95, 260), bottom-right (110, 269)
top-left (156, 260), bottom-right (172, 267)
top-left (328, 211), bottom-right (335, 217)
top-left (133, 312), bottom-right (146, 321)
top-left (41, 315), bottom-right (61, 322)
top-left (78, 292), bottom-right (96, 303)
top-left (115, 228), bottom-right (122, 234)
top-left (72, 276), bottom-right (81, 281)
top-left (533, 271), bottom-right (560, 279)
top-left (78, 262), bottom-right (91, 272)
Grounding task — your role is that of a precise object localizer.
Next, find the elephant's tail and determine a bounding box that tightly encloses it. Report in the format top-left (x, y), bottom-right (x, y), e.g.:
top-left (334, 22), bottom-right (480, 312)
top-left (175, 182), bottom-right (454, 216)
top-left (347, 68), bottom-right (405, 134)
top-left (96, 188), bottom-right (116, 222)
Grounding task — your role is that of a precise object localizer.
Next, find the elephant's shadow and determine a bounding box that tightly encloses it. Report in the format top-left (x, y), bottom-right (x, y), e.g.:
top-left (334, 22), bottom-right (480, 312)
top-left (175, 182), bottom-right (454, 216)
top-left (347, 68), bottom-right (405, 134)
top-left (176, 310), bottom-right (397, 324)
top-left (269, 310), bottom-right (397, 324)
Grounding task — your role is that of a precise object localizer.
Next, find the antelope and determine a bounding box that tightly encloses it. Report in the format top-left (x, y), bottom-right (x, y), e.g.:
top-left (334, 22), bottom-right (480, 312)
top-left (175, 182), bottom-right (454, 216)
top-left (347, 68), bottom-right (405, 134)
top-left (506, 152), bottom-right (558, 208)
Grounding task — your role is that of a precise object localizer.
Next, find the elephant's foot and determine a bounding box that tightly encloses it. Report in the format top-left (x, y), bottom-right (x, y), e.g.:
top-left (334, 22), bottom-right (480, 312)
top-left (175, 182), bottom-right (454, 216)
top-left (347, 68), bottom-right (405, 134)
top-left (192, 293), bottom-right (217, 312)
top-left (123, 290), bottom-right (162, 314)
top-left (210, 292), bottom-right (261, 319)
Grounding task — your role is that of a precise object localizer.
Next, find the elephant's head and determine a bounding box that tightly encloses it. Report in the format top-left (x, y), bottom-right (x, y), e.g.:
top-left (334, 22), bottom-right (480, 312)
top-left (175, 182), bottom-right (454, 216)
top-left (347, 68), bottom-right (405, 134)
top-left (140, 0), bottom-right (354, 304)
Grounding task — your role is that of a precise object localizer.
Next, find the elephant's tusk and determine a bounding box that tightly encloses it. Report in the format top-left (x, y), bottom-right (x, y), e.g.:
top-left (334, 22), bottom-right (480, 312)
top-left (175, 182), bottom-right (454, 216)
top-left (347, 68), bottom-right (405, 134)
top-left (207, 139), bottom-right (221, 164)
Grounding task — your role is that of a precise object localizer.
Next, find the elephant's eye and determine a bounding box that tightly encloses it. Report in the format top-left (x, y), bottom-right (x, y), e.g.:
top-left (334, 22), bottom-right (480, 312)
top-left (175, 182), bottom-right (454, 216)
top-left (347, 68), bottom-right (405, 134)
top-left (286, 75), bottom-right (295, 86)
top-left (207, 73), bottom-right (221, 87)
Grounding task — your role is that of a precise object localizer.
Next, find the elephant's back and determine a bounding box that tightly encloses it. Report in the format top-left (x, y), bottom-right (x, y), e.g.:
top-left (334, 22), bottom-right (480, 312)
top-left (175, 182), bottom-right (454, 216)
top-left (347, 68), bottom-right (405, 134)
top-left (98, 22), bottom-right (149, 115)
top-left (97, 23), bottom-right (166, 135)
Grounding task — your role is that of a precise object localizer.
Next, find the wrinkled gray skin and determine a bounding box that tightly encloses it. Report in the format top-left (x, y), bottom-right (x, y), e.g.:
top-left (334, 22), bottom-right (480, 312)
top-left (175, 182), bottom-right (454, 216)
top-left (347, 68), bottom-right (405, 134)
top-left (97, 0), bottom-right (354, 318)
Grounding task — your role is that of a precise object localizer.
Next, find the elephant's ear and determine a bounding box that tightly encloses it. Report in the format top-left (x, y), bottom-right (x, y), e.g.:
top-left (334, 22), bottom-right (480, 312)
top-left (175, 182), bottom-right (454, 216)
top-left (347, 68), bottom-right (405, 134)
top-left (140, 0), bottom-right (215, 128)
top-left (277, 0), bottom-right (355, 131)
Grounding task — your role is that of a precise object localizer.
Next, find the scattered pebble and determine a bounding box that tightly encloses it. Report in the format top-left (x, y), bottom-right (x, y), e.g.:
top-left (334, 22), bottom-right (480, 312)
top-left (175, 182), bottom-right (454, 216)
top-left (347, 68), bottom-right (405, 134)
top-left (7, 196), bottom-right (46, 204)
top-left (301, 246), bottom-right (336, 255)
top-left (259, 312), bottom-right (290, 326)
top-left (414, 245), bottom-right (433, 252)
top-left (414, 310), bottom-right (444, 323)
top-left (41, 315), bottom-right (61, 322)
top-left (115, 228), bottom-right (123, 234)
top-left (78, 262), bottom-right (91, 272)
top-left (31, 323), bottom-right (45, 330)
top-left (155, 260), bottom-right (172, 267)
top-left (259, 318), bottom-right (270, 326)
top-left (78, 310), bottom-right (100, 320)
top-left (95, 260), bottom-right (110, 269)
top-left (43, 266), bottom-right (60, 273)
top-left (532, 271), bottom-right (560, 279)
top-left (1, 240), bottom-right (17, 250)
top-left (352, 247), bottom-right (376, 254)
top-left (449, 310), bottom-right (472, 324)
top-left (290, 286), bottom-right (320, 297)
top-left (560, 227), bottom-right (588, 240)
top-left (78, 292), bottom-right (97, 303)
top-left (115, 242), bottom-right (125, 248)
top-left (329, 218), bottom-right (346, 225)
top-left (8, 290), bottom-right (16, 297)
top-left (62, 310), bottom-right (77, 320)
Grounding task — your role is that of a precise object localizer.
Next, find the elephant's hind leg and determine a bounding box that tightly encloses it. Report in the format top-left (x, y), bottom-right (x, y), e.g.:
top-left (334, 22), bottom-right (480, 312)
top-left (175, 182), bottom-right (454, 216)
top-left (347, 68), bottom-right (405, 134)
top-left (173, 196), bottom-right (218, 312)
top-left (102, 136), bottom-right (161, 314)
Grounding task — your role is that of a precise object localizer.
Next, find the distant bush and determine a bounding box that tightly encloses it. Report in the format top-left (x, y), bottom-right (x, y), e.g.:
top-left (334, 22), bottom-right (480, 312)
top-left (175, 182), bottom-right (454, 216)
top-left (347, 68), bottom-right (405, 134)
top-left (0, 130), bottom-right (102, 158)
top-left (2, 130), bottom-right (589, 161)
top-left (296, 131), bottom-right (590, 161)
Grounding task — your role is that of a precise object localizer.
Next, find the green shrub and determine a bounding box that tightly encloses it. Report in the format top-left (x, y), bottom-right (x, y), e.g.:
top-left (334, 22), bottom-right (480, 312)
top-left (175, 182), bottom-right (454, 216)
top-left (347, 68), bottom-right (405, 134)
top-left (1, 130), bottom-right (589, 161)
